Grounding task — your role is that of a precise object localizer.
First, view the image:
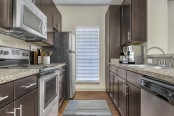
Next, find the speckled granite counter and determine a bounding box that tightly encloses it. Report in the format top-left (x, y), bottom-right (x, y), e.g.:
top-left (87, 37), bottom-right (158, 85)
top-left (110, 62), bottom-right (174, 85)
top-left (0, 69), bottom-right (39, 84)
top-left (0, 63), bottom-right (66, 85)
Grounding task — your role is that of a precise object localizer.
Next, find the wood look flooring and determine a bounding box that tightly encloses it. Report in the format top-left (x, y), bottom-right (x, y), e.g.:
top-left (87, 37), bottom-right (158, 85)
top-left (58, 91), bottom-right (120, 116)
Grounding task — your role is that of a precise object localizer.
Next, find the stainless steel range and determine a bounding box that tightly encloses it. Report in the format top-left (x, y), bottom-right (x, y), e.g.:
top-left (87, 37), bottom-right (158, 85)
top-left (0, 46), bottom-right (59, 116)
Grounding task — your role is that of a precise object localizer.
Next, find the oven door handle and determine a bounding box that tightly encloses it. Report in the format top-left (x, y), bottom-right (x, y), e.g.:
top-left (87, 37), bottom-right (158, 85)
top-left (21, 83), bottom-right (36, 89)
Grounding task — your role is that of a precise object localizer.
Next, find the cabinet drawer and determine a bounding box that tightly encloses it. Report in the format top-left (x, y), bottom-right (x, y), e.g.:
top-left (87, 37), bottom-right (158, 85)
top-left (0, 103), bottom-right (14, 116)
top-left (0, 82), bottom-right (13, 108)
top-left (118, 68), bottom-right (127, 79)
top-left (14, 75), bottom-right (37, 100)
top-left (127, 71), bottom-right (142, 88)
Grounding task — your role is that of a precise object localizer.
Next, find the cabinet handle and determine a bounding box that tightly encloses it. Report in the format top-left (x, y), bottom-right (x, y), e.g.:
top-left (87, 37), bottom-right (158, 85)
top-left (0, 95), bottom-right (8, 102)
top-left (39, 22), bottom-right (42, 33)
top-left (122, 83), bottom-right (125, 94)
top-left (6, 108), bottom-right (16, 116)
top-left (44, 22), bottom-right (47, 36)
top-left (16, 105), bottom-right (22, 116)
top-left (6, 105), bottom-right (22, 116)
top-left (21, 83), bottom-right (36, 89)
top-left (128, 32), bottom-right (131, 41)
top-left (124, 85), bottom-right (130, 96)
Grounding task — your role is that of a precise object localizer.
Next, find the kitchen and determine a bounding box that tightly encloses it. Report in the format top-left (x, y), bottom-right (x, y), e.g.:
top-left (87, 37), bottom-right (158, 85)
top-left (0, 0), bottom-right (174, 116)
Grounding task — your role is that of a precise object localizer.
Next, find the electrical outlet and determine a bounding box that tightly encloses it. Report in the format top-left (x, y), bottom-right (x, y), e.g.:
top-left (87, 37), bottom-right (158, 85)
top-left (30, 45), bottom-right (40, 51)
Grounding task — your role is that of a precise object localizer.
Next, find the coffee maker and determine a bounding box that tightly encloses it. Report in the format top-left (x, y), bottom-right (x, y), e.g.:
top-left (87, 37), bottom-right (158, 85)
top-left (122, 45), bottom-right (144, 64)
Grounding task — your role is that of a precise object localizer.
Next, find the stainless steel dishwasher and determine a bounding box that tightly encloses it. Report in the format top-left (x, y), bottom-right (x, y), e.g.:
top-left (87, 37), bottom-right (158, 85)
top-left (140, 77), bottom-right (174, 116)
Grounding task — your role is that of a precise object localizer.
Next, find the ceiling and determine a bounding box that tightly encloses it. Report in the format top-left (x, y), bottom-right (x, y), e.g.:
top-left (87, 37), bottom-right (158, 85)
top-left (53, 0), bottom-right (123, 5)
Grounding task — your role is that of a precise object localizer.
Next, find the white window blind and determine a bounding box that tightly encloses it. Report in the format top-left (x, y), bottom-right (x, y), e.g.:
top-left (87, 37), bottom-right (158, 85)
top-left (76, 27), bottom-right (99, 82)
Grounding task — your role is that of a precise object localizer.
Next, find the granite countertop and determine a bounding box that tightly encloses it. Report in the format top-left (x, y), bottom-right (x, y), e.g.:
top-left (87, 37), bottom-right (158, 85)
top-left (110, 62), bottom-right (174, 85)
top-left (0, 63), bottom-right (66, 85)
top-left (0, 69), bottom-right (39, 85)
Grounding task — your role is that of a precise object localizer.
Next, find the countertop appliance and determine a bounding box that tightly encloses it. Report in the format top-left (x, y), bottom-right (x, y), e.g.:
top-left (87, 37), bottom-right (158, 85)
top-left (0, 0), bottom-right (47, 40)
top-left (0, 46), bottom-right (59, 116)
top-left (43, 32), bottom-right (76, 99)
top-left (140, 77), bottom-right (174, 116)
top-left (122, 45), bottom-right (143, 64)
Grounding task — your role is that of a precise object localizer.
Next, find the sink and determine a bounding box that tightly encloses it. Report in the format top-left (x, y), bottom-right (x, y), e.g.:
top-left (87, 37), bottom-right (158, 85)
top-left (128, 64), bottom-right (172, 69)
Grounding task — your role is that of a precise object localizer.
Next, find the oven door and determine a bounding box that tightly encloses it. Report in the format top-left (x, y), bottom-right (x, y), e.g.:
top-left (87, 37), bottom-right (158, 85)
top-left (13, 0), bottom-right (47, 39)
top-left (39, 71), bottom-right (58, 116)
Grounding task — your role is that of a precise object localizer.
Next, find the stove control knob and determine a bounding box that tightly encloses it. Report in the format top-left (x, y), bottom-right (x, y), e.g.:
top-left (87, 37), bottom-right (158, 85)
top-left (0, 50), bottom-right (3, 55)
top-left (3, 51), bottom-right (9, 55)
top-left (26, 53), bottom-right (29, 56)
top-left (22, 53), bottom-right (26, 56)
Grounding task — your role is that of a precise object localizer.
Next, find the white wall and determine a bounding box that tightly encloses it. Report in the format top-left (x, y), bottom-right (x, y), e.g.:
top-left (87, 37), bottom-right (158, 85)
top-left (0, 33), bottom-right (37, 50)
top-left (147, 0), bottom-right (168, 54)
top-left (57, 6), bottom-right (108, 91)
top-left (168, 1), bottom-right (174, 53)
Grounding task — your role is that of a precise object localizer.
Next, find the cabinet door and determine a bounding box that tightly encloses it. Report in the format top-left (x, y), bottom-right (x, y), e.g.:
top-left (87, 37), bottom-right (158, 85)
top-left (109, 71), bottom-right (114, 98)
top-left (109, 6), bottom-right (121, 58)
top-left (59, 72), bottom-right (65, 108)
top-left (0, 0), bottom-right (13, 29)
top-left (128, 83), bottom-right (140, 116)
top-left (121, 0), bottom-right (131, 45)
top-left (0, 103), bottom-right (14, 116)
top-left (105, 10), bottom-right (110, 93)
top-left (113, 73), bottom-right (119, 106)
top-left (42, 0), bottom-right (53, 32)
top-left (15, 90), bottom-right (38, 116)
top-left (57, 11), bottom-right (62, 32)
top-left (118, 77), bottom-right (127, 116)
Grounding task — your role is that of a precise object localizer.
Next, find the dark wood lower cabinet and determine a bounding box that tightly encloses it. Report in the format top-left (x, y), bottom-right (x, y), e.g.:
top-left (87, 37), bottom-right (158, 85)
top-left (15, 90), bottom-right (38, 116)
top-left (113, 73), bottom-right (119, 106)
top-left (118, 76), bottom-right (127, 116)
top-left (109, 71), bottom-right (114, 98)
top-left (128, 83), bottom-right (140, 116)
top-left (108, 66), bottom-right (141, 116)
top-left (59, 70), bottom-right (65, 108)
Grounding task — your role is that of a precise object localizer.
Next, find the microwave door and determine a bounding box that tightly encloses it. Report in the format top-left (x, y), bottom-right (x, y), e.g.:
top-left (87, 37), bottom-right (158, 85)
top-left (14, 0), bottom-right (47, 39)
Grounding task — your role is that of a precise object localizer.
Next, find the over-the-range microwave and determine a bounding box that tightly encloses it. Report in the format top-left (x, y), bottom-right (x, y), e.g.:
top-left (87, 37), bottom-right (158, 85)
top-left (0, 0), bottom-right (47, 40)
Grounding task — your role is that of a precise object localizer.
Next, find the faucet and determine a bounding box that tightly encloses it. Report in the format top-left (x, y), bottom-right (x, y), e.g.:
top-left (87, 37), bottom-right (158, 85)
top-left (145, 47), bottom-right (166, 66)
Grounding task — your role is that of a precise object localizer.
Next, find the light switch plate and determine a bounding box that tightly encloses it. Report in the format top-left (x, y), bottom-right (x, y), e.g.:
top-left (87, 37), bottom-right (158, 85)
top-left (30, 45), bottom-right (40, 51)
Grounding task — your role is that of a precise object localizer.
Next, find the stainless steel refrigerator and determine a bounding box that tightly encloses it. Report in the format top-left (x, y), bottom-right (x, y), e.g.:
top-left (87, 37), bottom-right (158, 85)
top-left (44, 32), bottom-right (76, 99)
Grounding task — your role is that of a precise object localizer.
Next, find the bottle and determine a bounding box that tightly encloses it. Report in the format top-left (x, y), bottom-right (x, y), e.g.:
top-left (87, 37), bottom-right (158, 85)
top-left (37, 49), bottom-right (42, 64)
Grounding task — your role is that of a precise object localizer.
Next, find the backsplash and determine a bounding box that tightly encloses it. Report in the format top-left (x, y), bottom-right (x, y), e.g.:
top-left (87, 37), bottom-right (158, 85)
top-left (0, 33), bottom-right (40, 50)
top-left (147, 54), bottom-right (174, 66)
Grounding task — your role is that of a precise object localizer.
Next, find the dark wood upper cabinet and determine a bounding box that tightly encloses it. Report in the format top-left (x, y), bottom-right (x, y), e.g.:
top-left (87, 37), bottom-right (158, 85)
top-left (106, 5), bottom-right (121, 59)
top-left (35, 0), bottom-right (42, 10)
top-left (121, 0), bottom-right (147, 45)
top-left (0, 0), bottom-right (13, 29)
top-left (42, 0), bottom-right (53, 32)
top-left (34, 0), bottom-right (62, 46)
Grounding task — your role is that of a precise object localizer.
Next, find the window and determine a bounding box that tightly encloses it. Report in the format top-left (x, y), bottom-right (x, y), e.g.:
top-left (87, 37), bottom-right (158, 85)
top-left (76, 27), bottom-right (99, 82)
